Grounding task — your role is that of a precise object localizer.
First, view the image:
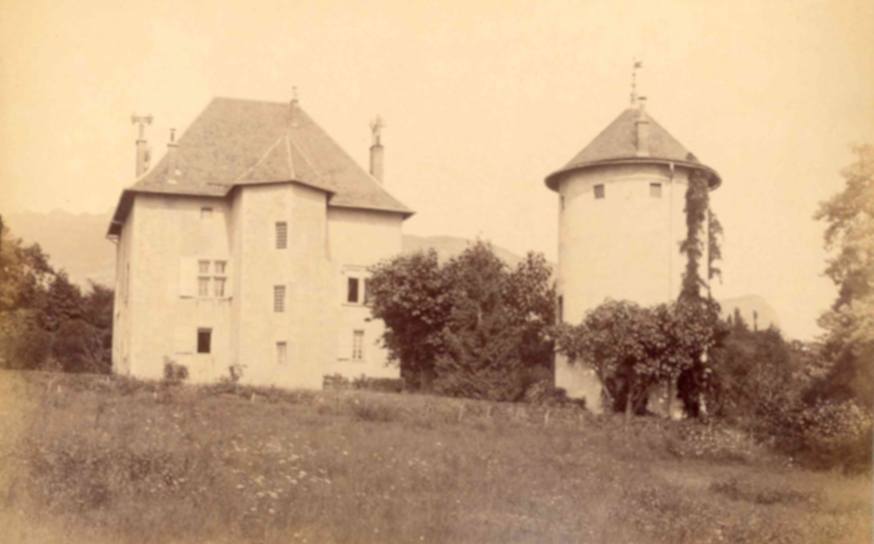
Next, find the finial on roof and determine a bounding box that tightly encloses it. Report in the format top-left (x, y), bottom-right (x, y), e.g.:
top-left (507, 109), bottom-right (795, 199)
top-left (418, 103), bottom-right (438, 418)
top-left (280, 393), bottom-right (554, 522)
top-left (289, 86), bottom-right (300, 127)
top-left (369, 116), bottom-right (385, 146)
top-left (131, 114), bottom-right (153, 177)
top-left (169, 128), bottom-right (176, 144)
top-left (630, 59), bottom-right (643, 106)
top-left (291, 86), bottom-right (299, 104)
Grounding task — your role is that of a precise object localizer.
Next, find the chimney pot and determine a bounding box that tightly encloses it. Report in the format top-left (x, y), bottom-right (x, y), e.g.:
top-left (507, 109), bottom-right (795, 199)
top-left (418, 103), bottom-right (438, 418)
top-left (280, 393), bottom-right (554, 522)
top-left (166, 128), bottom-right (179, 184)
top-left (369, 116), bottom-right (385, 182)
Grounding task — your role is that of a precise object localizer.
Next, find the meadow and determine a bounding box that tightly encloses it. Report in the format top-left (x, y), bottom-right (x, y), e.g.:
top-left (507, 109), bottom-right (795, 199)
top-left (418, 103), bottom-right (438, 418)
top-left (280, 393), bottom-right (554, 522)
top-left (0, 370), bottom-right (870, 543)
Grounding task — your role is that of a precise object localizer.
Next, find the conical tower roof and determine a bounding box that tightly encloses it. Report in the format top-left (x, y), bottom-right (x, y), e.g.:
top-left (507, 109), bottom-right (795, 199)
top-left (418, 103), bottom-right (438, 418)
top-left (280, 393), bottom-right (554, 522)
top-left (545, 106), bottom-right (721, 191)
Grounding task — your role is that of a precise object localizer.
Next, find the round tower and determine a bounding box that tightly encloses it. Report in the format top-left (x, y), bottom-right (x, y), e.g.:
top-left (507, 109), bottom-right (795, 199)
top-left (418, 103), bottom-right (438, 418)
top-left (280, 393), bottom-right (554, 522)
top-left (545, 97), bottom-right (721, 405)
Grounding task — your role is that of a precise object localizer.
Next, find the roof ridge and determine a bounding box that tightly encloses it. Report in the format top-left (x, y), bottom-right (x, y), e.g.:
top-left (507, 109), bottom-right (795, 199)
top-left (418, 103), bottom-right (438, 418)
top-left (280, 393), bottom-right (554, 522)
top-left (234, 133), bottom-right (285, 182)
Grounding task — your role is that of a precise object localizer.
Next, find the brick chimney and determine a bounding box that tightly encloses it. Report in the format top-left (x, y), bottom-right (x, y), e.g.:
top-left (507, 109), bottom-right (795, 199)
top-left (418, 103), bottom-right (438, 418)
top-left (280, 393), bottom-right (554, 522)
top-left (369, 116), bottom-right (384, 183)
top-left (131, 114), bottom-right (153, 177)
top-left (166, 128), bottom-right (179, 184)
top-left (634, 97), bottom-right (650, 157)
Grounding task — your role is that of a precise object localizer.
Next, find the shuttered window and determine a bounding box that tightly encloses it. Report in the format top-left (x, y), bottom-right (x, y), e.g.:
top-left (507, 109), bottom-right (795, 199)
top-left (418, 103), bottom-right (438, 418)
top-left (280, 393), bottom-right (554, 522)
top-left (275, 222), bottom-right (288, 249)
top-left (352, 330), bottom-right (364, 360)
top-left (274, 285), bottom-right (286, 313)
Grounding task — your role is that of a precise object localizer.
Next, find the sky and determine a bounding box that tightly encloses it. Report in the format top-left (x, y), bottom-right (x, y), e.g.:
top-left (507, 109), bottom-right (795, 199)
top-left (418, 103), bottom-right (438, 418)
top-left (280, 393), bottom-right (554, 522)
top-left (1, 0), bottom-right (872, 340)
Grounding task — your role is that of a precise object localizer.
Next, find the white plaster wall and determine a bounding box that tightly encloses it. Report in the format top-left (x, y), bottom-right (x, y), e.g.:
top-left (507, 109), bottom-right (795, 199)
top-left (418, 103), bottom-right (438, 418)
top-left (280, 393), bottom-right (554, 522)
top-left (233, 184), bottom-right (334, 388)
top-left (111, 204), bottom-right (135, 375)
top-left (554, 163), bottom-right (710, 406)
top-left (126, 194), bottom-right (233, 381)
top-left (326, 208), bottom-right (404, 379)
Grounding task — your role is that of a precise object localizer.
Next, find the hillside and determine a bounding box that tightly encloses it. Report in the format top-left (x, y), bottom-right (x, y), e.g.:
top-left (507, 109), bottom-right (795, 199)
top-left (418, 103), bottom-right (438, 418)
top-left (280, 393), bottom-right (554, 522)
top-left (0, 370), bottom-right (869, 544)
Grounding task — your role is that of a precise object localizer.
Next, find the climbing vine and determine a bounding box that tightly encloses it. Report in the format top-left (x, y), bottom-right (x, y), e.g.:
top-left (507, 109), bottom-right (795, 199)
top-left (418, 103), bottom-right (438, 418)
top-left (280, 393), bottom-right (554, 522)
top-left (679, 170), bottom-right (723, 302)
top-left (676, 169), bottom-right (725, 416)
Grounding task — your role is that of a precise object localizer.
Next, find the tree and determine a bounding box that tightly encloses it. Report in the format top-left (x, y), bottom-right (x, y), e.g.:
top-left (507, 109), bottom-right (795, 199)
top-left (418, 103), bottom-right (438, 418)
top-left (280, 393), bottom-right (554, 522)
top-left (809, 144), bottom-right (874, 407)
top-left (368, 242), bottom-right (556, 400)
top-left (367, 249), bottom-right (451, 389)
top-left (433, 243), bottom-right (555, 401)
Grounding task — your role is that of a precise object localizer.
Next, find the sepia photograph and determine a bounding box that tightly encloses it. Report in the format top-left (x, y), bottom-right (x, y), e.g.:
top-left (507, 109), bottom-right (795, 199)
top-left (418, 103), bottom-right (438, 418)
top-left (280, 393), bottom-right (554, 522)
top-left (0, 0), bottom-right (872, 542)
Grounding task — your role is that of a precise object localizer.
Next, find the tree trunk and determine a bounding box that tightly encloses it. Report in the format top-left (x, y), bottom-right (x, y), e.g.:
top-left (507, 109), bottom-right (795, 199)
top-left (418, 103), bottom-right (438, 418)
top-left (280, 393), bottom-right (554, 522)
top-left (624, 379), bottom-right (633, 426)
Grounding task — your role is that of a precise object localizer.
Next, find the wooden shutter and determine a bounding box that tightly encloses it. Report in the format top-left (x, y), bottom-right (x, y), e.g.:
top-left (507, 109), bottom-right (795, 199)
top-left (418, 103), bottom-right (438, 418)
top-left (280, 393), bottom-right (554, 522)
top-left (178, 257), bottom-right (197, 297)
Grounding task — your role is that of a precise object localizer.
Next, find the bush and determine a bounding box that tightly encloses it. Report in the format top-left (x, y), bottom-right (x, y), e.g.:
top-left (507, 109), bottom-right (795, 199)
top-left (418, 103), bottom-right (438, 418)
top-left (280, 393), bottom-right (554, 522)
top-left (162, 358), bottom-right (189, 383)
top-left (351, 375), bottom-right (404, 393)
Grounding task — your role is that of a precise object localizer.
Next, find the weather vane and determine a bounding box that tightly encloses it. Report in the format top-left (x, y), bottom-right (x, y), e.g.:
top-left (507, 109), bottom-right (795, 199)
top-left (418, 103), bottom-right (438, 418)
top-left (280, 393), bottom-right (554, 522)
top-left (630, 59), bottom-right (643, 105)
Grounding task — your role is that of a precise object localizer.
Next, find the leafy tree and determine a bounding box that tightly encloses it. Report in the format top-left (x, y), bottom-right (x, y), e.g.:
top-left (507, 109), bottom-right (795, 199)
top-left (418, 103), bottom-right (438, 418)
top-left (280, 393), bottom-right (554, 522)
top-left (809, 144), bottom-right (874, 407)
top-left (368, 242), bottom-right (555, 400)
top-left (367, 249), bottom-right (451, 389)
top-left (433, 243), bottom-right (555, 401)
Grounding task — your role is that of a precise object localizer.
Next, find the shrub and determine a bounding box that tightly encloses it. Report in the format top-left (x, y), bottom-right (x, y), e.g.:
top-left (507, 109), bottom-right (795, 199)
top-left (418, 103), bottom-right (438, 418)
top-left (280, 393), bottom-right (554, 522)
top-left (351, 375), bottom-right (404, 393)
top-left (162, 358), bottom-right (189, 383)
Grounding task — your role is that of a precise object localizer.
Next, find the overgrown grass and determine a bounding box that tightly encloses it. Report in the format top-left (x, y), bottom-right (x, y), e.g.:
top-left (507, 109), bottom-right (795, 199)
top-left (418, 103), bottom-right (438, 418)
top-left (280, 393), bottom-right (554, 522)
top-left (0, 370), bottom-right (870, 543)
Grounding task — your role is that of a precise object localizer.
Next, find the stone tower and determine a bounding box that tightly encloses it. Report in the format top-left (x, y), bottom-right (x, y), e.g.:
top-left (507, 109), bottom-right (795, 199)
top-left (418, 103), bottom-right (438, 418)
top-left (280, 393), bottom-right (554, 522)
top-left (545, 97), bottom-right (721, 406)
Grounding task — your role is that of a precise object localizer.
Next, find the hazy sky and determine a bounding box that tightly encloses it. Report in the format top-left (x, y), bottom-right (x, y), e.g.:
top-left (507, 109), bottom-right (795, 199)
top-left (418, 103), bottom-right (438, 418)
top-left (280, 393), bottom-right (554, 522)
top-left (1, 0), bottom-right (872, 340)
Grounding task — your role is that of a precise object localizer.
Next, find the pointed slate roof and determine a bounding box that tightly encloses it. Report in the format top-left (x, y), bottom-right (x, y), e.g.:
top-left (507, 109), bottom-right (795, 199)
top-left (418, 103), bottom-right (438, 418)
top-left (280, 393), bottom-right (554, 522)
top-left (545, 107), bottom-right (721, 191)
top-left (109, 97), bottom-right (413, 235)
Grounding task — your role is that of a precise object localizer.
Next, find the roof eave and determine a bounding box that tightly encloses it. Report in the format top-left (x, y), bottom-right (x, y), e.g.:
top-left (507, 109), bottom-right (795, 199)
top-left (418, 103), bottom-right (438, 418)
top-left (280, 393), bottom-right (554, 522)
top-left (544, 157), bottom-right (722, 191)
top-left (328, 202), bottom-right (415, 220)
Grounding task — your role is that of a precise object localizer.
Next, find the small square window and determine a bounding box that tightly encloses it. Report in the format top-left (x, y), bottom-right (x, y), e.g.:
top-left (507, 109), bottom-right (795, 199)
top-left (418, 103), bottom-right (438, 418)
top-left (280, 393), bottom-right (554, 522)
top-left (197, 328), bottom-right (212, 354)
top-left (274, 285), bottom-right (286, 313)
top-left (198, 277), bottom-right (210, 297)
top-left (276, 341), bottom-right (287, 365)
top-left (352, 330), bottom-right (364, 360)
top-left (593, 184), bottom-right (605, 199)
top-left (214, 277), bottom-right (226, 297)
top-left (275, 222), bottom-right (288, 249)
top-left (201, 207), bottom-right (213, 219)
top-left (347, 277), bottom-right (360, 304)
top-left (650, 182), bottom-right (662, 198)
top-left (214, 260), bottom-right (226, 274)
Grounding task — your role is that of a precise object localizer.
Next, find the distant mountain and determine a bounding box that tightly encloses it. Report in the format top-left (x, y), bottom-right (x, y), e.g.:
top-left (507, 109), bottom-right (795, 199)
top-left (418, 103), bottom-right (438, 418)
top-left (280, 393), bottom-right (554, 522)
top-left (0, 210), bottom-right (781, 332)
top-left (719, 294), bottom-right (781, 331)
top-left (4, 209), bottom-right (115, 288)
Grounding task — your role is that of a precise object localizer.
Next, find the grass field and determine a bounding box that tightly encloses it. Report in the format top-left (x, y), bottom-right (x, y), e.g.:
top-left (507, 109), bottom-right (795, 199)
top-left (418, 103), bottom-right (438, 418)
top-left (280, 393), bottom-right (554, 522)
top-left (0, 370), bottom-right (870, 543)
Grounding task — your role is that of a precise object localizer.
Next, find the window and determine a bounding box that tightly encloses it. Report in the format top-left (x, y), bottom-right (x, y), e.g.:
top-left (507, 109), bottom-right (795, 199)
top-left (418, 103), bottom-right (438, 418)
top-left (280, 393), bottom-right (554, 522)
top-left (201, 207), bottom-right (213, 219)
top-left (275, 222), bottom-right (288, 249)
top-left (198, 260), bottom-right (210, 274)
top-left (214, 260), bottom-right (226, 274)
top-left (276, 341), bottom-right (287, 365)
top-left (197, 328), bottom-right (212, 354)
top-left (214, 277), bottom-right (226, 297)
top-left (352, 330), bottom-right (364, 360)
top-left (274, 285), bottom-right (286, 312)
top-left (650, 182), bottom-right (662, 198)
top-left (557, 295), bottom-right (563, 323)
top-left (560, 194), bottom-right (566, 211)
top-left (347, 277), bottom-right (360, 303)
top-left (593, 184), bottom-right (605, 199)
top-left (198, 277), bottom-right (210, 297)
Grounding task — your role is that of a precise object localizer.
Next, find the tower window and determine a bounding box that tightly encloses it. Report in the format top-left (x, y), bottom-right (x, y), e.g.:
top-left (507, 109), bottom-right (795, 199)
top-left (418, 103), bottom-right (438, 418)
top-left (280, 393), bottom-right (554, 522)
top-left (197, 328), bottom-right (212, 354)
top-left (593, 184), bottom-right (605, 199)
top-left (560, 195), bottom-right (566, 211)
top-left (274, 285), bottom-right (286, 312)
top-left (275, 222), bottom-right (288, 249)
top-left (650, 182), bottom-right (662, 198)
top-left (200, 207), bottom-right (213, 219)
top-left (557, 295), bottom-right (564, 323)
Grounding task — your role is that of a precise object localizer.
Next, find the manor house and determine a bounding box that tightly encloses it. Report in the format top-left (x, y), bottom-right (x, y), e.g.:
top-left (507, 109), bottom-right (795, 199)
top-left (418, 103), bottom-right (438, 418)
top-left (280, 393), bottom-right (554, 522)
top-left (108, 96), bottom-right (412, 386)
